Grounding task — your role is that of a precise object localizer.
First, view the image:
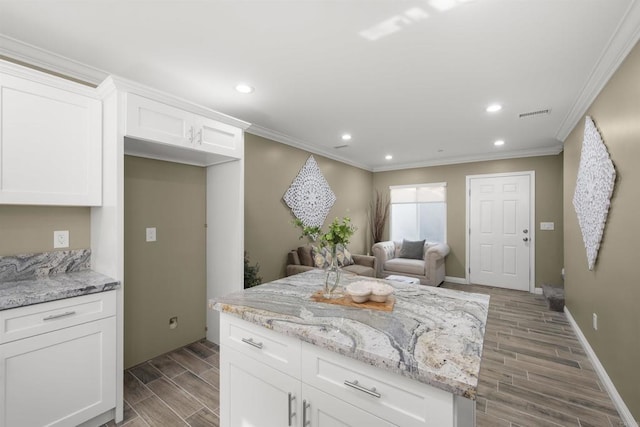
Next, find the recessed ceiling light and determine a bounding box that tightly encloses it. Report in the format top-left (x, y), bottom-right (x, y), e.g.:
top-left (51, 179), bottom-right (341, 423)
top-left (494, 140), bottom-right (505, 146)
top-left (341, 134), bottom-right (352, 141)
top-left (235, 83), bottom-right (254, 94)
top-left (486, 104), bottom-right (502, 113)
top-left (385, 155), bottom-right (393, 160)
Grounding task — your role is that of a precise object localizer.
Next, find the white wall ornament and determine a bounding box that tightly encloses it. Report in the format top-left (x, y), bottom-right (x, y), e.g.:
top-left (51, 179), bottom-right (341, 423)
top-left (283, 155), bottom-right (336, 228)
top-left (572, 116), bottom-right (616, 270)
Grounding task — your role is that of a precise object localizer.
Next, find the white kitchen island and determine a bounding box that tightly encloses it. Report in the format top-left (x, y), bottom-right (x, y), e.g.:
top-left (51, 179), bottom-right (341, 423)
top-left (209, 270), bottom-right (489, 427)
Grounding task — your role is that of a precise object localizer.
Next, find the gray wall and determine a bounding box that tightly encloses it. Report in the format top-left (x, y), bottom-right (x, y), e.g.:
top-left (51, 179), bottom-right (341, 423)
top-left (373, 155), bottom-right (564, 286)
top-left (0, 206), bottom-right (90, 256)
top-left (563, 41), bottom-right (640, 419)
top-left (244, 133), bottom-right (373, 283)
top-left (124, 155), bottom-right (206, 368)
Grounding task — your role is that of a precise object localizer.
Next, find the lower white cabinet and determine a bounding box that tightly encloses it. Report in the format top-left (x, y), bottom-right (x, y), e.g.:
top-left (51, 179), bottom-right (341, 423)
top-left (302, 384), bottom-right (394, 426)
top-left (219, 313), bottom-right (473, 427)
top-left (0, 292), bottom-right (117, 427)
top-left (222, 346), bottom-right (300, 427)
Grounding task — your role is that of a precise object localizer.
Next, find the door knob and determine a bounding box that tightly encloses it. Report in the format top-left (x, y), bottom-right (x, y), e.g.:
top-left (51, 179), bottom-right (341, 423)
top-left (523, 237), bottom-right (529, 242)
top-left (523, 229), bottom-right (528, 234)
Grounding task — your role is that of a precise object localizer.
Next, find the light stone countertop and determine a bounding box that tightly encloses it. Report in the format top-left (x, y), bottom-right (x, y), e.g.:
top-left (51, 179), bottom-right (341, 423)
top-left (0, 270), bottom-right (120, 311)
top-left (209, 269), bottom-right (490, 399)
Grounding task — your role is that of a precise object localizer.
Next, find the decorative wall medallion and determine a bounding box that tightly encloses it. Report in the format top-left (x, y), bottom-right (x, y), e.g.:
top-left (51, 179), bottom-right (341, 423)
top-left (572, 116), bottom-right (616, 270)
top-left (283, 156), bottom-right (336, 228)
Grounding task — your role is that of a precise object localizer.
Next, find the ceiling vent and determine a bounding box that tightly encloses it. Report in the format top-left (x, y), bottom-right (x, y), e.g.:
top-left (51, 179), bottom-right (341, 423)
top-left (333, 144), bottom-right (349, 149)
top-left (519, 109), bottom-right (551, 118)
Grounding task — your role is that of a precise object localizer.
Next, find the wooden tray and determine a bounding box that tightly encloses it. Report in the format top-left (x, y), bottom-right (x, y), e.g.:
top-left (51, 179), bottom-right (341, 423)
top-left (310, 290), bottom-right (395, 312)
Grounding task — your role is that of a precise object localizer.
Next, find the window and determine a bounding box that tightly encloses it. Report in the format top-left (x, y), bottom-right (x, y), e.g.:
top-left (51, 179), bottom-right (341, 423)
top-left (390, 182), bottom-right (446, 243)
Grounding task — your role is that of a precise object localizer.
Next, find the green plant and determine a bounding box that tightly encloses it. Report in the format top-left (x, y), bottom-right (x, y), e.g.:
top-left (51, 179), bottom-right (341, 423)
top-left (294, 216), bottom-right (356, 248)
top-left (293, 218), bottom-right (322, 242)
top-left (244, 252), bottom-right (262, 288)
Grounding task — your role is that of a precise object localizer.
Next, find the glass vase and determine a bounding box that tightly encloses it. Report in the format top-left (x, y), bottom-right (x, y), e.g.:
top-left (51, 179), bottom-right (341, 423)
top-left (323, 245), bottom-right (342, 298)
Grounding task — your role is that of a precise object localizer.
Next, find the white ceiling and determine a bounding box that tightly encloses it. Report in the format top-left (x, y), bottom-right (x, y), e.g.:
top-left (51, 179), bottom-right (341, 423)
top-left (1, 0), bottom-right (639, 171)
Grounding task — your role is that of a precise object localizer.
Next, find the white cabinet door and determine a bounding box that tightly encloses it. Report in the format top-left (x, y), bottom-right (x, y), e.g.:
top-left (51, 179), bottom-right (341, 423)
top-left (126, 93), bottom-right (193, 148)
top-left (194, 115), bottom-right (242, 158)
top-left (0, 316), bottom-right (116, 427)
top-left (0, 72), bottom-right (102, 205)
top-left (125, 93), bottom-right (243, 163)
top-left (302, 384), bottom-right (394, 427)
top-left (221, 346), bottom-right (301, 427)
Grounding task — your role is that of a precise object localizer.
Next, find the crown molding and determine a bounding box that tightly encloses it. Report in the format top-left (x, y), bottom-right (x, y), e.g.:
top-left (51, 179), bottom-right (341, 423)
top-left (371, 145), bottom-right (564, 173)
top-left (246, 124), bottom-right (373, 171)
top-left (556, 0), bottom-right (640, 141)
top-left (0, 34), bottom-right (108, 85)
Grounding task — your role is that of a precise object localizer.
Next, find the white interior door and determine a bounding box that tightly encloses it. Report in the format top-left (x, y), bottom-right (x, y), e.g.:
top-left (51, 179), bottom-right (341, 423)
top-left (468, 173), bottom-right (532, 291)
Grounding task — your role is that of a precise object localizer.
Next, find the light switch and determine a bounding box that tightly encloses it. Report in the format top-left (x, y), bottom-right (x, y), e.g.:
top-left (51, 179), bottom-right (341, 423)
top-left (540, 222), bottom-right (555, 231)
top-left (146, 227), bottom-right (157, 242)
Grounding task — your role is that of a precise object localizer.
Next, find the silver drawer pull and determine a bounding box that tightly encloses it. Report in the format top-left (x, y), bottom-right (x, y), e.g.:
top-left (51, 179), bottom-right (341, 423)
top-left (241, 337), bottom-right (263, 349)
top-left (344, 379), bottom-right (381, 398)
top-left (288, 392), bottom-right (296, 426)
top-left (302, 399), bottom-right (310, 426)
top-left (43, 311), bottom-right (76, 321)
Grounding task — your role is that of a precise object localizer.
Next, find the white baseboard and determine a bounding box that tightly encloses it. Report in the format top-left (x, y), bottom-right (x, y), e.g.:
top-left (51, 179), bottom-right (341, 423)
top-left (444, 276), bottom-right (468, 285)
top-left (564, 307), bottom-right (638, 427)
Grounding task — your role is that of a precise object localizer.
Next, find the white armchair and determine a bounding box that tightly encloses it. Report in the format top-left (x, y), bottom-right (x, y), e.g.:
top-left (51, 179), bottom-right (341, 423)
top-left (372, 240), bottom-right (450, 286)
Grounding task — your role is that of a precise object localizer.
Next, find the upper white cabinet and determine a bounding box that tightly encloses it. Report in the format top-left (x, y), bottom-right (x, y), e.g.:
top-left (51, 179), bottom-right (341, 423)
top-left (0, 62), bottom-right (102, 206)
top-left (125, 93), bottom-right (243, 165)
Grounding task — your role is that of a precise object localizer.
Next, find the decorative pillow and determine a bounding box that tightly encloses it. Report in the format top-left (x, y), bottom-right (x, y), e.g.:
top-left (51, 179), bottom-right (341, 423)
top-left (398, 239), bottom-right (425, 260)
top-left (337, 245), bottom-right (354, 267)
top-left (311, 246), bottom-right (332, 268)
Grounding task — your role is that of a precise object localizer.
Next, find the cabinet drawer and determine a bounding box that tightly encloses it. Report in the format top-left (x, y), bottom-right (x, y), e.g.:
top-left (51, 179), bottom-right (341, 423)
top-left (0, 291), bottom-right (116, 344)
top-left (220, 314), bottom-right (300, 377)
top-left (301, 342), bottom-right (454, 427)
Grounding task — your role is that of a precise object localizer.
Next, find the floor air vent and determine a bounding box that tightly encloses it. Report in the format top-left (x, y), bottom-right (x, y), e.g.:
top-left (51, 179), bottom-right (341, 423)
top-left (519, 109), bottom-right (551, 118)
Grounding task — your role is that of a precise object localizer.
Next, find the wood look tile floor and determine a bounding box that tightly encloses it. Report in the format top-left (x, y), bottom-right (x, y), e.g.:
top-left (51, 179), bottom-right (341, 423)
top-left (106, 283), bottom-right (625, 427)
top-left (442, 283), bottom-right (624, 427)
top-left (104, 341), bottom-right (221, 427)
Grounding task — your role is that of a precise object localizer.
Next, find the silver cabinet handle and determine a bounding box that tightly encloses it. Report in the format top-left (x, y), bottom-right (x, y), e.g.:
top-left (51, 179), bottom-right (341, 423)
top-left (197, 129), bottom-right (203, 144)
top-left (241, 337), bottom-right (263, 349)
top-left (43, 311), bottom-right (76, 321)
top-left (288, 393), bottom-right (296, 426)
top-left (302, 399), bottom-right (310, 426)
top-left (344, 379), bottom-right (381, 398)
top-left (188, 126), bottom-right (195, 143)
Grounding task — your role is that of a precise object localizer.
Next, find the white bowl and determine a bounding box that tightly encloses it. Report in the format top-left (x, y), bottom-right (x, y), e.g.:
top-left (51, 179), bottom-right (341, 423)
top-left (369, 283), bottom-right (395, 303)
top-left (346, 281), bottom-right (394, 303)
top-left (346, 281), bottom-right (373, 303)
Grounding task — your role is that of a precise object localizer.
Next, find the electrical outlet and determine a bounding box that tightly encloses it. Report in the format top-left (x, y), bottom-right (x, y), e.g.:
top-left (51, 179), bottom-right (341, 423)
top-left (53, 230), bottom-right (69, 248)
top-left (146, 227), bottom-right (157, 242)
top-left (540, 222), bottom-right (555, 231)
top-left (593, 313), bottom-right (598, 330)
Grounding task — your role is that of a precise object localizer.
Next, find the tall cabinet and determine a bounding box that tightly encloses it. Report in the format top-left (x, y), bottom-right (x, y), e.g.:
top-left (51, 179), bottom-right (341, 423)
top-left (93, 77), bottom-right (248, 423)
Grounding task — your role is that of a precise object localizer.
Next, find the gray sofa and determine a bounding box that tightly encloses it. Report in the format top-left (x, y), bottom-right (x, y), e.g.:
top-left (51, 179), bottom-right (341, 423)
top-left (286, 244), bottom-right (376, 277)
top-left (372, 240), bottom-right (450, 286)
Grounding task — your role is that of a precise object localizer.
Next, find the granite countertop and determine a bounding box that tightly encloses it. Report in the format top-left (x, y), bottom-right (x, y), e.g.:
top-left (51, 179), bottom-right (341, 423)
top-left (0, 270), bottom-right (120, 310)
top-left (210, 270), bottom-right (490, 399)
